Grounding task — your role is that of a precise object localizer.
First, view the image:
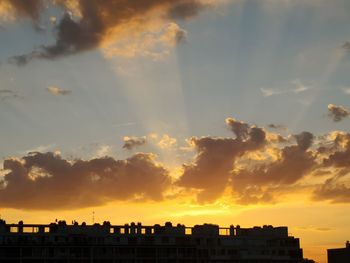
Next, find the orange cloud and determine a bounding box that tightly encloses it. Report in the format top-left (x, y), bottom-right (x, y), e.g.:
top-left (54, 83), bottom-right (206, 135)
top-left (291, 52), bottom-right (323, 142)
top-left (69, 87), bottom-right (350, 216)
top-left (47, 86), bottom-right (72, 96)
top-left (177, 119), bottom-right (266, 203)
top-left (3, 0), bottom-right (215, 64)
top-left (0, 152), bottom-right (170, 209)
top-left (0, 0), bottom-right (43, 20)
top-left (2, 118), bottom-right (350, 210)
top-left (313, 169), bottom-right (350, 203)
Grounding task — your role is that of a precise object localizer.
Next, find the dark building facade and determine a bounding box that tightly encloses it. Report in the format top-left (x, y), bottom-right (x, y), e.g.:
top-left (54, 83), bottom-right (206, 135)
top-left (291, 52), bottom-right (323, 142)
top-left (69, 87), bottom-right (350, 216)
top-left (328, 241), bottom-right (350, 263)
top-left (0, 219), bottom-right (304, 262)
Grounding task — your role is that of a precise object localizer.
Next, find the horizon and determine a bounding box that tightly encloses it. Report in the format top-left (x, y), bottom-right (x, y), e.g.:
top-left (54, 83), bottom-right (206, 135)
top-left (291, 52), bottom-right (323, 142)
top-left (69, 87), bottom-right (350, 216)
top-left (1, 1), bottom-right (350, 262)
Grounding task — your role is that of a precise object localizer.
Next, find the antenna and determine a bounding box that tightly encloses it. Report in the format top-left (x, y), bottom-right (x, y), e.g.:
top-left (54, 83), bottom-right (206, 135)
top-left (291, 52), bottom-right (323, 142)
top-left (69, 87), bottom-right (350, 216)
top-left (92, 210), bottom-right (95, 224)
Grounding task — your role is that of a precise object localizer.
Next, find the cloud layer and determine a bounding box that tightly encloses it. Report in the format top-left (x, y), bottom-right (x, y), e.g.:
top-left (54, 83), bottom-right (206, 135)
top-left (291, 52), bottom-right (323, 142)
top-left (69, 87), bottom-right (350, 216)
top-left (1, 117), bottom-right (350, 210)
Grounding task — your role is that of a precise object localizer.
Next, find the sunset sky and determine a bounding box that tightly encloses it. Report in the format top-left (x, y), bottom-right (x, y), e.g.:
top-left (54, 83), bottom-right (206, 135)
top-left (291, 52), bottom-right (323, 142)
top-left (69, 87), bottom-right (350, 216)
top-left (1, 1), bottom-right (350, 262)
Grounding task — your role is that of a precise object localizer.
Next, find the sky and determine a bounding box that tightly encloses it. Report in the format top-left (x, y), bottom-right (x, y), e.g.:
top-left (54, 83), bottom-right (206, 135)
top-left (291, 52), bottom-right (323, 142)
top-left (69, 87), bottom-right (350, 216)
top-left (1, 0), bottom-right (350, 262)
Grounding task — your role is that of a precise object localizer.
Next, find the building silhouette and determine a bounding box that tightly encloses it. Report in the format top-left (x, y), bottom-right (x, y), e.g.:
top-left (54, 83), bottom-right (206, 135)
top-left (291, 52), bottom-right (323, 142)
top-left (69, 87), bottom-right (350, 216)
top-left (328, 241), bottom-right (350, 263)
top-left (0, 219), bottom-right (306, 262)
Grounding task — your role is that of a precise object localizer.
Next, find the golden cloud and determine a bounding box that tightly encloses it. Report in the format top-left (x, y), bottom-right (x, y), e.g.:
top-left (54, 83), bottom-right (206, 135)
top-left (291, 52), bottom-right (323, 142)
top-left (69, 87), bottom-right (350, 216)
top-left (2, 0), bottom-right (220, 64)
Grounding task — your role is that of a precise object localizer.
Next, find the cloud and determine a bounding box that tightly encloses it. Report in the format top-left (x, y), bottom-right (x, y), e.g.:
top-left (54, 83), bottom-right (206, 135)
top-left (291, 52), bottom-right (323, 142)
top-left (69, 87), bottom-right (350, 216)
top-left (2, 116), bottom-right (350, 209)
top-left (317, 131), bottom-right (349, 155)
top-left (94, 145), bottom-right (112, 158)
top-left (265, 132), bottom-right (288, 143)
top-left (225, 118), bottom-right (250, 140)
top-left (0, 0), bottom-right (44, 20)
top-left (313, 175), bottom-right (350, 203)
top-left (103, 22), bottom-right (187, 60)
top-left (267, 123), bottom-right (287, 130)
top-left (232, 132), bottom-right (316, 204)
top-left (260, 79), bottom-right (312, 97)
top-left (226, 118), bottom-right (267, 145)
top-left (4, 0), bottom-right (211, 64)
top-left (158, 134), bottom-right (177, 149)
top-left (161, 23), bottom-right (187, 46)
top-left (0, 152), bottom-right (171, 209)
top-left (47, 86), bottom-right (72, 96)
top-left (295, 226), bottom-right (332, 232)
top-left (294, 131), bottom-right (314, 151)
top-left (311, 132), bottom-right (350, 203)
top-left (260, 87), bottom-right (285, 97)
top-left (292, 79), bottom-right (311, 93)
top-left (177, 118), bottom-right (266, 203)
top-left (123, 136), bottom-right (146, 150)
top-left (24, 144), bottom-right (56, 154)
top-left (343, 41), bottom-right (350, 52)
top-left (327, 104), bottom-right (350, 122)
top-left (0, 89), bottom-right (16, 95)
top-left (167, 0), bottom-right (208, 20)
top-left (0, 89), bottom-right (20, 100)
top-left (342, 87), bottom-right (350, 95)
top-left (322, 133), bottom-right (350, 168)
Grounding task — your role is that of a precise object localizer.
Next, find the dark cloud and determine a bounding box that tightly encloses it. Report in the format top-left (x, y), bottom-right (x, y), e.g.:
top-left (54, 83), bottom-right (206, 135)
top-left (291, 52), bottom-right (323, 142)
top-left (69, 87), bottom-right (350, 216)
top-left (5, 0), bottom-right (208, 65)
top-left (167, 0), bottom-right (207, 20)
top-left (323, 133), bottom-right (350, 168)
top-left (178, 137), bottom-right (248, 202)
top-left (233, 144), bottom-right (316, 186)
top-left (249, 126), bottom-right (267, 145)
top-left (177, 119), bottom-right (266, 203)
top-left (8, 54), bottom-right (32, 66)
top-left (294, 131), bottom-right (314, 151)
top-left (327, 104), bottom-right (350, 122)
top-left (225, 118), bottom-right (266, 145)
top-left (232, 131), bottom-right (316, 204)
top-left (225, 118), bottom-right (250, 140)
top-left (267, 123), bottom-right (287, 130)
top-left (123, 136), bottom-right (147, 150)
top-left (311, 133), bottom-right (350, 203)
top-left (0, 152), bottom-right (170, 209)
top-left (316, 132), bottom-right (349, 156)
top-left (0, 89), bottom-right (14, 94)
top-left (343, 41), bottom-right (350, 52)
top-left (313, 176), bottom-right (350, 203)
top-left (174, 27), bottom-right (188, 44)
top-left (236, 189), bottom-right (275, 205)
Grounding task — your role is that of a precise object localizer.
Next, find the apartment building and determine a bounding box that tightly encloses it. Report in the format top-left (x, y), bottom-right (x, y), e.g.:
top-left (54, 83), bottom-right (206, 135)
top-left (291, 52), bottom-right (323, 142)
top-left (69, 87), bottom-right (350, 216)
top-left (0, 219), bottom-right (304, 262)
top-left (328, 241), bottom-right (350, 263)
